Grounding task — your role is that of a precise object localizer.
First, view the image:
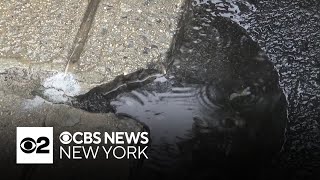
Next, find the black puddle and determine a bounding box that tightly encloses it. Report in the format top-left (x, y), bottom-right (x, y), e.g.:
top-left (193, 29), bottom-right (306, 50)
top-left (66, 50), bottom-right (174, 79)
top-left (70, 0), bottom-right (288, 179)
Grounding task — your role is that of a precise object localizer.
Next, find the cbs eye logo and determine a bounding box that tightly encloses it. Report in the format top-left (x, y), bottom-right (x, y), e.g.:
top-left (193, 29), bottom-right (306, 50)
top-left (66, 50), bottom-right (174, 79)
top-left (16, 127), bottom-right (53, 164)
top-left (20, 137), bottom-right (50, 154)
top-left (59, 131), bottom-right (72, 144)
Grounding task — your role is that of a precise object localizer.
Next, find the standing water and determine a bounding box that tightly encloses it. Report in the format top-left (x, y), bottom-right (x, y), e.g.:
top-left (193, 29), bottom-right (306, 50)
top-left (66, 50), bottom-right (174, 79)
top-left (71, 0), bottom-right (289, 179)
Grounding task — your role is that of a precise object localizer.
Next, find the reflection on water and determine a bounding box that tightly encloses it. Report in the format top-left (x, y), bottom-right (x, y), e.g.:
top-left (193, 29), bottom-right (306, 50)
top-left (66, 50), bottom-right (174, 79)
top-left (111, 76), bottom-right (245, 145)
top-left (109, 75), bottom-right (272, 179)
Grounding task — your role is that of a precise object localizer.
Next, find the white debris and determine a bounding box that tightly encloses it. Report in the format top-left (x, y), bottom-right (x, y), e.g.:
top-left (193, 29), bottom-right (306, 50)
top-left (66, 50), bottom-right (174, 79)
top-left (42, 73), bottom-right (81, 103)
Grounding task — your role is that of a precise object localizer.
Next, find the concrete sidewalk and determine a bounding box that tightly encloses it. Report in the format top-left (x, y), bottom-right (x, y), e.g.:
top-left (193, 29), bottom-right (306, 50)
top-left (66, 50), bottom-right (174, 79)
top-left (0, 0), bottom-right (182, 85)
top-left (0, 0), bottom-right (183, 179)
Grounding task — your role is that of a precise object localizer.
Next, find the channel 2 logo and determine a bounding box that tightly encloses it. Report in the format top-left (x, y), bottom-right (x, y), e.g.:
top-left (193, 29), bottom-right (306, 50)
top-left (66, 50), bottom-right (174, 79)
top-left (16, 127), bottom-right (53, 164)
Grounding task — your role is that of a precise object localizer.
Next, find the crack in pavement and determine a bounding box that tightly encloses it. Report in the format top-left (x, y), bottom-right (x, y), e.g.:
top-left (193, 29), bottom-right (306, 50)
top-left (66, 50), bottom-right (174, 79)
top-left (65, 0), bottom-right (101, 73)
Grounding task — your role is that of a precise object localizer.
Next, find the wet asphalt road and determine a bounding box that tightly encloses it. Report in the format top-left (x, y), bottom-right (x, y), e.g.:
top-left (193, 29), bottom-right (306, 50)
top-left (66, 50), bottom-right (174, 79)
top-left (181, 0), bottom-right (320, 178)
top-left (64, 0), bottom-right (320, 179)
top-left (241, 0), bottom-right (320, 177)
top-left (70, 0), bottom-right (282, 179)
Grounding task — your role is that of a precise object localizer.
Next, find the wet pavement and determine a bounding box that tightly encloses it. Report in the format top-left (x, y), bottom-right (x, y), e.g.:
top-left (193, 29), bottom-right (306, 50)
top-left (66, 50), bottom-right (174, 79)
top-left (71, 0), bottom-right (320, 179)
top-left (72, 0), bottom-right (287, 179)
top-left (240, 0), bottom-right (320, 178)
